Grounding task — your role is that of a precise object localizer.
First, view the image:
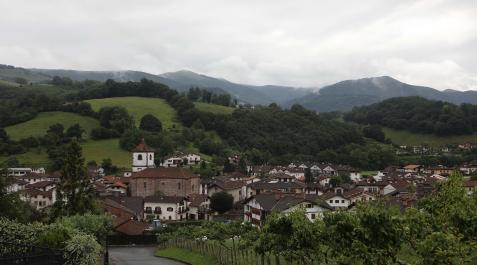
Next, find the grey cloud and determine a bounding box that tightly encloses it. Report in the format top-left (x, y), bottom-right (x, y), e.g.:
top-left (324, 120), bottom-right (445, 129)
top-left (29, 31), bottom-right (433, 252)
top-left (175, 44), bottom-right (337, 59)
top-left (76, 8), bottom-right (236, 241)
top-left (0, 0), bottom-right (476, 90)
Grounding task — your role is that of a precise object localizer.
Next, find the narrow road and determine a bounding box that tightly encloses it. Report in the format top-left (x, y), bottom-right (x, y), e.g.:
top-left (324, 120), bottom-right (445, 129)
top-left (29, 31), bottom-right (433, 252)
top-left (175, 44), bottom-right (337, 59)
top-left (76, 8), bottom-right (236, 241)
top-left (109, 246), bottom-right (186, 265)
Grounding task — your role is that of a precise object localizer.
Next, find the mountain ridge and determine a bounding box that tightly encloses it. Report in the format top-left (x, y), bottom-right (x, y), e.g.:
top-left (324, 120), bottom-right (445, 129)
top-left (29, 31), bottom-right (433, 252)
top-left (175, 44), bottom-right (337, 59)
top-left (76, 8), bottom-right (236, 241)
top-left (284, 76), bottom-right (477, 112)
top-left (3, 64), bottom-right (477, 111)
top-left (26, 67), bottom-right (309, 105)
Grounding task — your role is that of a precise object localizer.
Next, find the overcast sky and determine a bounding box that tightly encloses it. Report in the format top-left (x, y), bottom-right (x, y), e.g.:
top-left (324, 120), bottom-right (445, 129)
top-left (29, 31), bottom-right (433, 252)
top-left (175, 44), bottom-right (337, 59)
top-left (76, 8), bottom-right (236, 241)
top-left (0, 0), bottom-right (476, 90)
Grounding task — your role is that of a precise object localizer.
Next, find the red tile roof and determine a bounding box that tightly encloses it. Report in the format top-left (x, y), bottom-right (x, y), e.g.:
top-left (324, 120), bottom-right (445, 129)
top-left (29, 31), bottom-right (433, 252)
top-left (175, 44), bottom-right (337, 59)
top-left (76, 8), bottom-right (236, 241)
top-left (132, 138), bottom-right (154, 152)
top-left (132, 167), bottom-right (198, 179)
top-left (25, 181), bottom-right (55, 189)
top-left (464, 180), bottom-right (477, 187)
top-left (188, 194), bottom-right (209, 207)
top-left (114, 219), bottom-right (149, 235)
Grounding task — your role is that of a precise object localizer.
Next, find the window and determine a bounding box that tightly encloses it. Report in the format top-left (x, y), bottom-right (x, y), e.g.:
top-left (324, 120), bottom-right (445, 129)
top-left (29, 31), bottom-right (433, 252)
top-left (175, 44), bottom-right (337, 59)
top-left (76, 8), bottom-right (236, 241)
top-left (329, 200), bottom-right (333, 203)
top-left (335, 200), bottom-right (339, 203)
top-left (145, 207), bottom-right (152, 214)
top-left (311, 214), bottom-right (316, 219)
top-left (149, 154), bottom-right (152, 160)
top-left (307, 203), bottom-right (313, 208)
top-left (341, 200), bottom-right (345, 203)
top-left (138, 154), bottom-right (143, 160)
top-left (167, 207), bottom-right (174, 212)
top-left (154, 207), bottom-right (161, 214)
top-left (143, 182), bottom-right (147, 189)
top-left (169, 216), bottom-right (172, 220)
top-left (178, 183), bottom-right (181, 190)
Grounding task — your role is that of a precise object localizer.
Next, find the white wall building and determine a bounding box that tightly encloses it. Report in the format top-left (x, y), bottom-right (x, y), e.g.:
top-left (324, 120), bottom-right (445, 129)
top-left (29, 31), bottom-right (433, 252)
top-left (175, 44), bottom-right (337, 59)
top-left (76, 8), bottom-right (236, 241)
top-left (132, 139), bottom-right (155, 173)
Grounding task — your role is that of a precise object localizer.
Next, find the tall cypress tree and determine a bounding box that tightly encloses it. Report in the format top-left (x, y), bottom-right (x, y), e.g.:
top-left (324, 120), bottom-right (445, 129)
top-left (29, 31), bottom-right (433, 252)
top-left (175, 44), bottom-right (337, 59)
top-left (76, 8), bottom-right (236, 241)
top-left (237, 157), bottom-right (248, 175)
top-left (223, 158), bottom-right (235, 173)
top-left (304, 167), bottom-right (313, 183)
top-left (53, 140), bottom-right (95, 217)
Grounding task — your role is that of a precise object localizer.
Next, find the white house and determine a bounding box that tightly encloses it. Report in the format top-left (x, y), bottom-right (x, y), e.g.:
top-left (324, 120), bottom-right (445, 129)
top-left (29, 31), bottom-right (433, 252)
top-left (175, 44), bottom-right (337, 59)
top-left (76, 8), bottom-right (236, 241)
top-left (161, 153), bottom-right (201, 167)
top-left (349, 171), bottom-right (362, 182)
top-left (243, 193), bottom-right (332, 226)
top-left (7, 179), bottom-right (28, 193)
top-left (187, 194), bottom-right (210, 220)
top-left (143, 196), bottom-right (188, 221)
top-left (184, 154), bottom-right (201, 165)
top-left (8, 167), bottom-right (45, 177)
top-left (321, 193), bottom-right (350, 208)
top-left (23, 188), bottom-right (56, 209)
top-left (342, 188), bottom-right (375, 204)
top-left (161, 156), bottom-right (183, 167)
top-left (279, 197), bottom-right (332, 222)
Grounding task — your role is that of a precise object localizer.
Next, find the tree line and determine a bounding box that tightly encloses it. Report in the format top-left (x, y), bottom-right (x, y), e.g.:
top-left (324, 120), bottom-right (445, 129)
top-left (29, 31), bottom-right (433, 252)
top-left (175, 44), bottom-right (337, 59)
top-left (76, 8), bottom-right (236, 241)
top-left (344, 96), bottom-right (477, 136)
top-left (187, 87), bottom-right (235, 106)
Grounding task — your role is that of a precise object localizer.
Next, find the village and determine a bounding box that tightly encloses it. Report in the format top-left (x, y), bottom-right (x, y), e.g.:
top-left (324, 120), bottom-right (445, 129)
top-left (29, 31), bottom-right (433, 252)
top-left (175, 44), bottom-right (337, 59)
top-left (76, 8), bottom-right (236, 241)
top-left (5, 138), bottom-right (477, 237)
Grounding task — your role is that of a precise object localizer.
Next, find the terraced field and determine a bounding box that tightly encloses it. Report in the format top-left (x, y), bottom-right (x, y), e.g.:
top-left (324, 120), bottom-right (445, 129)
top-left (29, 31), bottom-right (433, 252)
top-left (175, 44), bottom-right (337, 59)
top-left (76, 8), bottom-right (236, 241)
top-left (85, 97), bottom-right (181, 129)
top-left (5, 112), bottom-right (100, 140)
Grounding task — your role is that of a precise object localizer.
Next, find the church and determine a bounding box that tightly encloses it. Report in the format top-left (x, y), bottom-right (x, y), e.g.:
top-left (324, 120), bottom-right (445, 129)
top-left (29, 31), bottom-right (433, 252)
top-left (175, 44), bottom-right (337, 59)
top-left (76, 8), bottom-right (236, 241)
top-left (128, 139), bottom-right (200, 197)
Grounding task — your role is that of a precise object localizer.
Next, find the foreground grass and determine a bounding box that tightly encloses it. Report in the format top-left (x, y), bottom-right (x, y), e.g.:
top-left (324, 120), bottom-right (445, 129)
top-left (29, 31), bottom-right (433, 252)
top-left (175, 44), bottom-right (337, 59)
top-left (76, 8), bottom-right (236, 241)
top-left (194, 102), bottom-right (235, 114)
top-left (5, 112), bottom-right (100, 140)
top-left (383, 127), bottom-right (477, 147)
top-left (86, 97), bottom-right (181, 129)
top-left (155, 247), bottom-right (219, 265)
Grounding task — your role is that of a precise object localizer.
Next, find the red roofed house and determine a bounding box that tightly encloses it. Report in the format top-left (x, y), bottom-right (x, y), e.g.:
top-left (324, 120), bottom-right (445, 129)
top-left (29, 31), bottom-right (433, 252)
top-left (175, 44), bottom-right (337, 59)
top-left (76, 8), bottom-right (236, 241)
top-left (464, 180), bottom-right (477, 195)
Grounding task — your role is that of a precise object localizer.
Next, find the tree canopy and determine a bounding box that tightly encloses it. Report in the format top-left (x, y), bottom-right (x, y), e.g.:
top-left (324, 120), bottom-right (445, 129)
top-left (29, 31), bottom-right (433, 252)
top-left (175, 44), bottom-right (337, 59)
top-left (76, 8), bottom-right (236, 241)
top-left (139, 114), bottom-right (162, 132)
top-left (344, 96), bottom-right (477, 136)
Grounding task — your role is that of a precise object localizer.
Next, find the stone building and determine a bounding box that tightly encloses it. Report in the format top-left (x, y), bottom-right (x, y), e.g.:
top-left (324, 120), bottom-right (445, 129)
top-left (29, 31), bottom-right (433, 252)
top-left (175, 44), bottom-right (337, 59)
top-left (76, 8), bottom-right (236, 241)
top-left (130, 167), bottom-right (200, 197)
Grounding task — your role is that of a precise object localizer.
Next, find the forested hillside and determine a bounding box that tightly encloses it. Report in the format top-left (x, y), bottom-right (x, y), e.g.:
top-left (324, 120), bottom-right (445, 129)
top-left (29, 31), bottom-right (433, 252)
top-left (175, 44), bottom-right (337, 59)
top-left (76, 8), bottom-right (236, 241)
top-left (1, 77), bottom-right (397, 170)
top-left (344, 97), bottom-right (477, 136)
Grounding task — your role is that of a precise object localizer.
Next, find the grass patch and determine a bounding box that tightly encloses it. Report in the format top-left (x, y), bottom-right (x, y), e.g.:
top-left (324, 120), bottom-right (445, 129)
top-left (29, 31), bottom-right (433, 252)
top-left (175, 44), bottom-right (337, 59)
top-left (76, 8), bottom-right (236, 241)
top-left (85, 97), bottom-right (181, 129)
top-left (0, 148), bottom-right (49, 167)
top-left (361, 171), bottom-right (377, 176)
top-left (194, 102), bottom-right (235, 114)
top-left (0, 79), bottom-right (19, 87)
top-left (383, 127), bottom-right (477, 147)
top-left (156, 247), bottom-right (219, 265)
top-left (0, 139), bottom-right (131, 169)
top-left (5, 112), bottom-right (100, 141)
top-left (81, 139), bottom-right (130, 168)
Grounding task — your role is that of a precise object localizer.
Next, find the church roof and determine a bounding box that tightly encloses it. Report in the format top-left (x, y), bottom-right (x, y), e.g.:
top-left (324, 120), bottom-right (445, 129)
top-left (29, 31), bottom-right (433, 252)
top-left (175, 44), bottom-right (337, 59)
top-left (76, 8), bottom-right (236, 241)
top-left (132, 167), bottom-right (198, 179)
top-left (132, 138), bottom-right (154, 152)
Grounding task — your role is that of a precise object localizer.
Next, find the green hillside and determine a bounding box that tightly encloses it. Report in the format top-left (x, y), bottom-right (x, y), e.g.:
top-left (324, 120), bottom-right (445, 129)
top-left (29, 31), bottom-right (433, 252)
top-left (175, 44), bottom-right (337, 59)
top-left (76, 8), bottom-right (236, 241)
top-left (0, 139), bottom-right (131, 168)
top-left (194, 102), bottom-right (235, 114)
top-left (383, 127), bottom-right (477, 147)
top-left (85, 97), bottom-right (181, 129)
top-left (5, 112), bottom-right (100, 140)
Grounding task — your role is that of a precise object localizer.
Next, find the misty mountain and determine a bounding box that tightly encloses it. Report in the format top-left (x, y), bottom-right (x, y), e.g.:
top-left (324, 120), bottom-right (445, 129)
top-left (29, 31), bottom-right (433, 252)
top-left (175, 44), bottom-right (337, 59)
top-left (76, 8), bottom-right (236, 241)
top-left (19, 68), bottom-right (310, 105)
top-left (0, 65), bottom-right (50, 83)
top-left (284, 76), bottom-right (477, 112)
top-left (159, 70), bottom-right (309, 105)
